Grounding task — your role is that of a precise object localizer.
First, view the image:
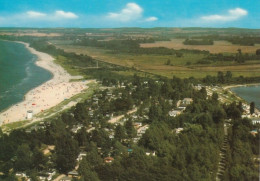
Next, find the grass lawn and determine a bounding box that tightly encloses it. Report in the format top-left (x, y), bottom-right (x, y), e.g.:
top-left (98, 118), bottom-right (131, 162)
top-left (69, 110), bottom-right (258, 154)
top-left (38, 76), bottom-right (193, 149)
top-left (1, 120), bottom-right (29, 132)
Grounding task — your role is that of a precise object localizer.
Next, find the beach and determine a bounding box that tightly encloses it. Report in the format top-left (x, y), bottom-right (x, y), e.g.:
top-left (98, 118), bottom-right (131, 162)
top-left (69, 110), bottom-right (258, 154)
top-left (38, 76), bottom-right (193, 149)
top-left (0, 42), bottom-right (91, 125)
top-left (224, 83), bottom-right (260, 114)
top-left (223, 83), bottom-right (260, 90)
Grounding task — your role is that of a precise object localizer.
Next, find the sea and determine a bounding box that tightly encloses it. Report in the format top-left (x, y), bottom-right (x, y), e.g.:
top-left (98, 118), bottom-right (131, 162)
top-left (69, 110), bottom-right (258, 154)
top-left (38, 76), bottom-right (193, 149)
top-left (231, 85), bottom-right (260, 109)
top-left (0, 40), bottom-right (52, 112)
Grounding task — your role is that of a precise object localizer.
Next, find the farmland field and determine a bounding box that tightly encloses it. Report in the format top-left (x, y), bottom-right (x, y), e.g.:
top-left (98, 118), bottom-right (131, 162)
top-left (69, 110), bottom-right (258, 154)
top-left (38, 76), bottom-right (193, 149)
top-left (51, 40), bottom-right (260, 79)
top-left (140, 39), bottom-right (260, 54)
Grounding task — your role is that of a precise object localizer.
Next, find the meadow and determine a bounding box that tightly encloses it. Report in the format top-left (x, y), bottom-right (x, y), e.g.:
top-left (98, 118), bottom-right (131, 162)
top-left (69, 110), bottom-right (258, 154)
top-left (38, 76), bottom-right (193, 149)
top-left (52, 40), bottom-right (260, 79)
top-left (140, 39), bottom-right (260, 54)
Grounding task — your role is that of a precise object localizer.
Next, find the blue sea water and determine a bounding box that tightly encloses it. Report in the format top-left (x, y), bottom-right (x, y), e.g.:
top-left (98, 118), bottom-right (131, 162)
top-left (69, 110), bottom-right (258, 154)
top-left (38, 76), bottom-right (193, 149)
top-left (0, 40), bottom-right (52, 112)
top-left (231, 85), bottom-right (260, 109)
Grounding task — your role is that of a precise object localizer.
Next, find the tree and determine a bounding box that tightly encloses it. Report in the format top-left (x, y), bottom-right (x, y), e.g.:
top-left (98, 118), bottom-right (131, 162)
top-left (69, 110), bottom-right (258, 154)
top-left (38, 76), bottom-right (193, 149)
top-left (165, 59), bottom-right (171, 65)
top-left (237, 101), bottom-right (244, 113)
top-left (55, 135), bottom-right (79, 173)
top-left (250, 102), bottom-right (255, 115)
top-left (211, 92), bottom-right (219, 102)
top-left (236, 49), bottom-right (244, 63)
top-left (115, 125), bottom-right (126, 141)
top-left (86, 148), bottom-right (103, 167)
top-left (176, 52), bottom-right (183, 58)
top-left (0, 128), bottom-right (3, 137)
top-left (14, 144), bottom-right (33, 171)
top-left (78, 158), bottom-right (100, 181)
top-left (124, 119), bottom-right (136, 138)
top-left (256, 49), bottom-right (260, 56)
top-left (32, 148), bottom-right (47, 171)
top-left (217, 71), bottom-right (225, 83)
top-left (225, 71), bottom-right (232, 81)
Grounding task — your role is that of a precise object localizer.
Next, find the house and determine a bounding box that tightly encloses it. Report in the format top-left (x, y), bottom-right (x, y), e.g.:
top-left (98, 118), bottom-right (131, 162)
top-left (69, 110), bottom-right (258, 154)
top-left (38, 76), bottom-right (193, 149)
top-left (109, 135), bottom-right (115, 139)
top-left (89, 110), bottom-right (94, 117)
top-left (194, 84), bottom-right (202, 90)
top-left (93, 97), bottom-right (99, 101)
top-left (242, 114), bottom-right (250, 118)
top-left (176, 100), bottom-right (181, 107)
top-left (169, 110), bottom-right (181, 117)
top-left (104, 157), bottom-right (114, 163)
top-left (39, 176), bottom-right (48, 181)
top-left (252, 118), bottom-right (260, 125)
top-left (182, 98), bottom-right (193, 105)
top-left (133, 137), bottom-right (140, 143)
top-left (177, 98), bottom-right (193, 110)
top-left (71, 124), bottom-right (83, 133)
top-left (134, 122), bottom-right (142, 129)
top-left (168, 99), bottom-right (174, 105)
top-left (77, 152), bottom-right (87, 161)
top-left (107, 92), bottom-right (113, 96)
top-left (15, 172), bottom-right (27, 178)
top-left (67, 170), bottom-right (79, 178)
top-left (137, 125), bottom-right (149, 137)
top-left (250, 130), bottom-right (258, 136)
top-left (146, 151), bottom-right (156, 156)
top-left (175, 128), bottom-right (184, 134)
top-left (46, 170), bottom-right (56, 178)
top-left (87, 127), bottom-right (95, 133)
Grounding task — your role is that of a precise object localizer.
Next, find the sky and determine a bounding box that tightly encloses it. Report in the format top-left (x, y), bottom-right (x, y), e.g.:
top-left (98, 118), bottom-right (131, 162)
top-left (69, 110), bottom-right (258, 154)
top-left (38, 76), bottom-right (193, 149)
top-left (0, 0), bottom-right (259, 28)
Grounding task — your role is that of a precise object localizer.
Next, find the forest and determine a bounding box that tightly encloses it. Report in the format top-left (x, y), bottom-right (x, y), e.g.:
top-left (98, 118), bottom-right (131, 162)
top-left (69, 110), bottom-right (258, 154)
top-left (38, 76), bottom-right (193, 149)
top-left (183, 39), bottom-right (214, 45)
top-left (0, 75), bottom-right (259, 180)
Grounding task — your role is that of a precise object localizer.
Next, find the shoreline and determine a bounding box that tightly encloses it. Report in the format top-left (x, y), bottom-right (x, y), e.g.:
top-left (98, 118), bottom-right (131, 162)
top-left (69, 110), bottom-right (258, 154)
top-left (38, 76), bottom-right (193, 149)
top-left (0, 41), bottom-right (54, 114)
top-left (224, 83), bottom-right (260, 113)
top-left (223, 83), bottom-right (260, 90)
top-left (0, 41), bottom-right (90, 126)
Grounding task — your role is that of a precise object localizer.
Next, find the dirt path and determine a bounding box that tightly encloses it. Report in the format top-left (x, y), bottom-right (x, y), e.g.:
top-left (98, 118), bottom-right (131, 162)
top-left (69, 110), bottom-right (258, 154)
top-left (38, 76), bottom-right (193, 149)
top-left (108, 108), bottom-right (137, 124)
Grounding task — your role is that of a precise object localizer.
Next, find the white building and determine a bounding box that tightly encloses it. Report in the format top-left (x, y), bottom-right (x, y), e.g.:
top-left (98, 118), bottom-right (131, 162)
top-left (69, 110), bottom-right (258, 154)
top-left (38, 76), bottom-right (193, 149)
top-left (169, 110), bottom-right (181, 117)
top-left (27, 110), bottom-right (33, 119)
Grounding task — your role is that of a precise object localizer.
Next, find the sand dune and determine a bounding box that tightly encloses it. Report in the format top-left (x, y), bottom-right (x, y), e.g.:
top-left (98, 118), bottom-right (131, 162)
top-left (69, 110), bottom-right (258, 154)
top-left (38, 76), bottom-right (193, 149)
top-left (0, 42), bottom-right (91, 125)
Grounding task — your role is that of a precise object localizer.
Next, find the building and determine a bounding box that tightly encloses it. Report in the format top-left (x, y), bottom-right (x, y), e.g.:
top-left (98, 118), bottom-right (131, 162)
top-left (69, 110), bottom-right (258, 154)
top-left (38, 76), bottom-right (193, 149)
top-left (145, 151), bottom-right (156, 156)
top-left (169, 110), bottom-right (181, 117)
top-left (137, 125), bottom-right (149, 137)
top-left (252, 118), bottom-right (260, 125)
top-left (104, 157), bottom-right (114, 163)
top-left (133, 122), bottom-right (142, 129)
top-left (67, 170), bottom-right (79, 178)
top-left (71, 124), bottom-right (83, 133)
top-left (182, 98), bottom-right (193, 105)
top-left (175, 128), bottom-right (184, 134)
top-left (27, 110), bottom-right (33, 119)
top-left (77, 152), bottom-right (87, 161)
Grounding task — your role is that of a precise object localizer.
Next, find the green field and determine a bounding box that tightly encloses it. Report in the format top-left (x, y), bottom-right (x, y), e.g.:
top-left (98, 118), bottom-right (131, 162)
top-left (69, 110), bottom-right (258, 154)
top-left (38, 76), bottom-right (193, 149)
top-left (51, 40), bottom-right (260, 79)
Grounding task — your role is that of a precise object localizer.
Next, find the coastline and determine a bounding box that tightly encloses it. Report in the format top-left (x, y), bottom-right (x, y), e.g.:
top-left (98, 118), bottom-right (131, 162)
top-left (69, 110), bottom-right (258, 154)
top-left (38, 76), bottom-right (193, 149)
top-left (223, 83), bottom-right (260, 90)
top-left (225, 83), bottom-right (260, 113)
top-left (0, 41), bottom-right (90, 125)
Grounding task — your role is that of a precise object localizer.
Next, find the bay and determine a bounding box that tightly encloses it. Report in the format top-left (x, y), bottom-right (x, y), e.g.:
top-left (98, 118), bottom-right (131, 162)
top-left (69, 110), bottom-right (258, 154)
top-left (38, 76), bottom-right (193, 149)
top-left (231, 85), bottom-right (260, 109)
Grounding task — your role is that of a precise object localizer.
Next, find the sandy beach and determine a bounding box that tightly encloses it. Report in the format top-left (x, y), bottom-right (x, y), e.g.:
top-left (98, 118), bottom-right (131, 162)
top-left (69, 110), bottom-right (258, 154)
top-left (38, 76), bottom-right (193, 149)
top-left (223, 83), bottom-right (260, 90)
top-left (223, 83), bottom-right (260, 113)
top-left (0, 42), bottom-right (91, 125)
